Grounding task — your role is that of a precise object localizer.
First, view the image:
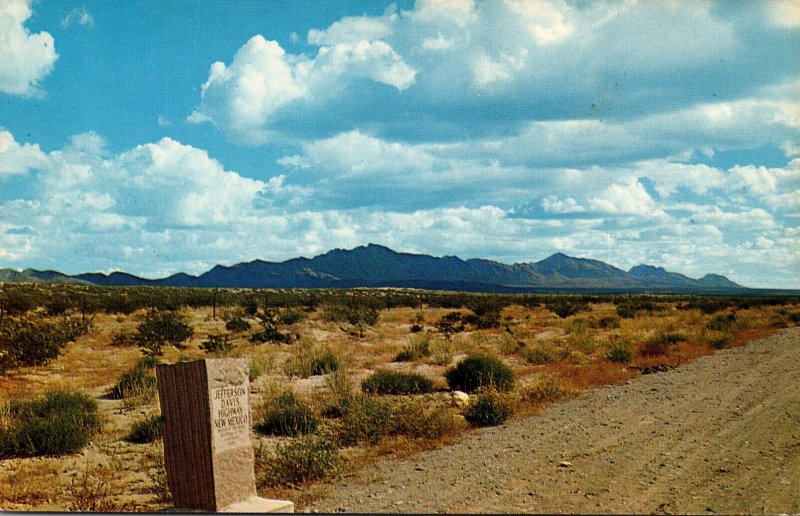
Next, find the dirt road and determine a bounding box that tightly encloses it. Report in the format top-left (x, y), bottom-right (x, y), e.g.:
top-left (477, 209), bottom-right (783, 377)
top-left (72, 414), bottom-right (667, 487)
top-left (308, 328), bottom-right (800, 514)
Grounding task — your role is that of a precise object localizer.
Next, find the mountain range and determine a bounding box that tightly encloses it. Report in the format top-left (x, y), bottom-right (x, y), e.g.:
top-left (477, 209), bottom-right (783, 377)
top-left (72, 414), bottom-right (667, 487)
top-left (0, 243), bottom-right (753, 293)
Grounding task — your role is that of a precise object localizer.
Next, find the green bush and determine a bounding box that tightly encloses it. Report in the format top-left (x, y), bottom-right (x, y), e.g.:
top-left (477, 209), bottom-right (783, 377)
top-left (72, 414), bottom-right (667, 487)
top-left (110, 359), bottom-right (158, 400)
top-left (463, 389), bottom-right (513, 427)
top-left (707, 313), bottom-right (738, 332)
top-left (284, 341), bottom-right (339, 378)
top-left (255, 394), bottom-right (319, 437)
top-left (361, 370), bottom-right (434, 395)
top-left (136, 310), bottom-right (193, 356)
top-left (524, 374), bottom-right (573, 403)
top-left (201, 333), bottom-right (233, 354)
top-left (0, 314), bottom-right (90, 371)
top-left (597, 316), bottom-right (621, 329)
top-left (335, 396), bottom-right (394, 445)
top-left (606, 343), bottom-right (632, 363)
top-left (250, 310), bottom-right (292, 344)
top-left (224, 313), bottom-right (251, 333)
top-left (435, 312), bottom-right (466, 335)
top-left (639, 331), bottom-right (687, 357)
top-left (445, 354), bottom-right (515, 393)
top-left (256, 435), bottom-right (338, 488)
top-left (0, 390), bottom-right (100, 458)
top-left (322, 304), bottom-right (379, 326)
top-left (389, 398), bottom-right (463, 439)
top-left (126, 414), bottom-right (164, 443)
top-left (545, 300), bottom-right (588, 319)
top-left (708, 335), bottom-right (731, 349)
top-left (394, 334), bottom-right (431, 362)
top-left (279, 309), bottom-right (307, 325)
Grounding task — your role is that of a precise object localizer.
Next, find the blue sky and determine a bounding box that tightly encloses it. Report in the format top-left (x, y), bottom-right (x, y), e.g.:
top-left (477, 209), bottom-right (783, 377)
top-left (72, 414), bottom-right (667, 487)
top-left (0, 0), bottom-right (798, 287)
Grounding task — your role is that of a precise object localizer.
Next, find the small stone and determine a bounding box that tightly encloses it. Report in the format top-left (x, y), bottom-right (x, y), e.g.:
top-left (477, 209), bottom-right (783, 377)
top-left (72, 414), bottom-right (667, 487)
top-left (559, 461), bottom-right (574, 468)
top-left (451, 391), bottom-right (470, 408)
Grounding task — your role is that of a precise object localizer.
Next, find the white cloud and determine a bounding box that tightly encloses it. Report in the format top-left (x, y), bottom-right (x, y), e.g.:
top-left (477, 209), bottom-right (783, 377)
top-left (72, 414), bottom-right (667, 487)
top-left (307, 13), bottom-right (395, 45)
top-left (0, 0), bottom-right (58, 97)
top-left (421, 32), bottom-right (455, 50)
top-left (634, 160), bottom-right (726, 197)
top-left (60, 7), bottom-right (94, 29)
top-left (0, 130), bottom-right (49, 175)
top-left (188, 36), bottom-right (307, 141)
top-left (189, 34), bottom-right (416, 141)
top-left (769, 0), bottom-right (800, 28)
top-left (589, 179), bottom-right (664, 217)
top-left (504, 0), bottom-right (574, 45)
top-left (286, 130), bottom-right (440, 178)
top-left (408, 0), bottom-right (477, 29)
top-left (541, 195), bottom-right (585, 213)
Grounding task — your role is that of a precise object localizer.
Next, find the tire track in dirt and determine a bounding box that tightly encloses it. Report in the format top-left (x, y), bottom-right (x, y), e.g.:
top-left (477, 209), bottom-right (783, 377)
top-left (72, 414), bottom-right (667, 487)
top-left (308, 328), bottom-right (800, 514)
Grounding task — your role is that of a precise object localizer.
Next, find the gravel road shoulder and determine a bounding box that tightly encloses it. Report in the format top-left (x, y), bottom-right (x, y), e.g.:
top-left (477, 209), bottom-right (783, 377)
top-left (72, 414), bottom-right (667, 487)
top-left (308, 328), bottom-right (800, 514)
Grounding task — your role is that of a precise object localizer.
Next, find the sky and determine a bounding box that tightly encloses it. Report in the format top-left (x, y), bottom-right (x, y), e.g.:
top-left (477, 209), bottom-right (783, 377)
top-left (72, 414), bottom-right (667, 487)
top-left (0, 0), bottom-right (798, 288)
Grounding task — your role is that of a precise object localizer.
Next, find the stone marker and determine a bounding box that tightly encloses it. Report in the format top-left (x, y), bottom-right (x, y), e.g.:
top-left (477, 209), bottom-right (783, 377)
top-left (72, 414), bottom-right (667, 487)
top-left (156, 358), bottom-right (294, 513)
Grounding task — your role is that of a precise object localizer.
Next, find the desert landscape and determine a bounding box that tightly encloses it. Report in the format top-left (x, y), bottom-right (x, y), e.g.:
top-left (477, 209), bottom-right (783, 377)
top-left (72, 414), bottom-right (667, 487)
top-left (1, 0), bottom-right (798, 513)
top-left (1, 284), bottom-right (798, 512)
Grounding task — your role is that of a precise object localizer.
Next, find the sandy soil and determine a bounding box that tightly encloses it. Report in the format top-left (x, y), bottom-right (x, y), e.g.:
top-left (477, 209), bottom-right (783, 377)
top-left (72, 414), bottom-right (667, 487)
top-left (308, 327), bottom-right (800, 514)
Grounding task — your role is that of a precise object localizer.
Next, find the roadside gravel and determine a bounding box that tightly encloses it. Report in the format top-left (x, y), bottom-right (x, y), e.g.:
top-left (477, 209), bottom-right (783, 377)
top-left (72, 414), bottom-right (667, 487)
top-left (308, 328), bottom-right (800, 514)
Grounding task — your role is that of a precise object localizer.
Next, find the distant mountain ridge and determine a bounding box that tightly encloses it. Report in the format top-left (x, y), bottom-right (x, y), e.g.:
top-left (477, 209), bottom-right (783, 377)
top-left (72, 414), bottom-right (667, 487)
top-left (1, 243), bottom-right (750, 293)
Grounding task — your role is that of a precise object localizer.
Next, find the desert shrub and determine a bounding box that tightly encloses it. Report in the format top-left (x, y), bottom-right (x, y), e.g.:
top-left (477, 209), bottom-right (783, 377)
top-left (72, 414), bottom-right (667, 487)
top-left (201, 333), bottom-right (233, 354)
top-left (606, 342), bottom-right (632, 363)
top-left (223, 312), bottom-right (251, 333)
top-left (524, 374), bottom-right (573, 403)
top-left (428, 335), bottom-right (454, 366)
top-left (708, 335), bottom-right (731, 349)
top-left (126, 414), bottom-right (164, 443)
top-left (462, 389), bottom-right (513, 427)
top-left (0, 390), bottom-right (100, 458)
top-left (279, 309), bottom-right (307, 325)
top-left (389, 397), bottom-right (463, 439)
top-left (615, 303), bottom-right (639, 319)
top-left (322, 368), bottom-right (357, 418)
top-left (788, 312), bottom-right (800, 324)
top-left (248, 355), bottom-right (272, 382)
top-left (0, 314), bottom-right (90, 371)
top-left (639, 331), bottom-right (687, 357)
top-left (394, 334), bottom-right (431, 362)
top-left (322, 304), bottom-right (379, 326)
top-left (284, 339), bottom-right (339, 378)
top-left (707, 313), bottom-right (738, 332)
top-left (67, 454), bottom-right (125, 512)
top-left (545, 300), bottom-right (588, 319)
top-left (436, 311), bottom-right (466, 335)
top-left (110, 329), bottom-right (137, 347)
top-left (410, 324), bottom-right (423, 333)
top-left (597, 315), bottom-right (621, 329)
top-left (519, 343), bottom-right (568, 365)
top-left (110, 358), bottom-right (158, 401)
top-left (256, 435), bottom-right (338, 488)
top-left (361, 370), bottom-right (434, 395)
top-left (251, 310), bottom-right (292, 344)
top-left (255, 393), bottom-right (318, 437)
top-left (136, 309), bottom-right (193, 356)
top-left (335, 396), bottom-right (394, 445)
top-left (445, 354), bottom-right (515, 393)
top-left (464, 297), bottom-right (506, 329)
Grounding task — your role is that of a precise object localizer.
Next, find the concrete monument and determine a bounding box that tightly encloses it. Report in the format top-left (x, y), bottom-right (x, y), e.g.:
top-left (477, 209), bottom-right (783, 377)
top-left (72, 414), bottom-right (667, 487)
top-left (156, 358), bottom-right (293, 512)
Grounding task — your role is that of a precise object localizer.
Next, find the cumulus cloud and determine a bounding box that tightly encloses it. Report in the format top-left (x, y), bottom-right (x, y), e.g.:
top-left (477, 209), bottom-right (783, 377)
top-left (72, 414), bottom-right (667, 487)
top-left (189, 33), bottom-right (416, 141)
top-left (60, 7), bottom-right (94, 29)
top-left (769, 0), bottom-right (800, 28)
top-left (0, 0), bottom-right (58, 97)
top-left (589, 179), bottom-right (664, 217)
top-left (0, 130), bottom-right (49, 175)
